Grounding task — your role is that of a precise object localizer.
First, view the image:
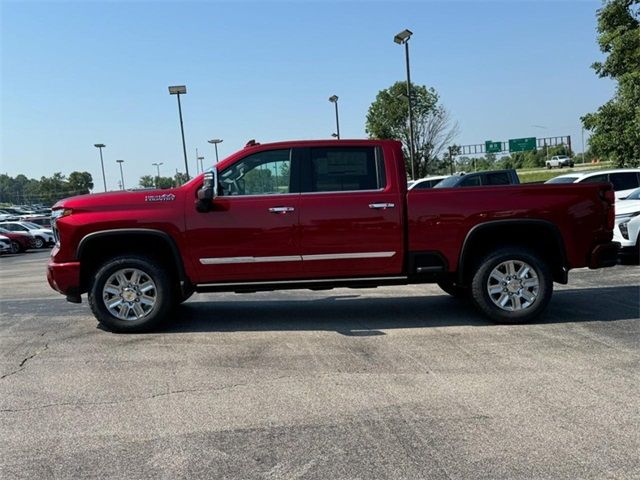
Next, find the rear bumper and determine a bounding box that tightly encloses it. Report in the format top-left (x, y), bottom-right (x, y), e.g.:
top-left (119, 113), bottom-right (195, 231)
top-left (47, 259), bottom-right (81, 298)
top-left (588, 241), bottom-right (620, 269)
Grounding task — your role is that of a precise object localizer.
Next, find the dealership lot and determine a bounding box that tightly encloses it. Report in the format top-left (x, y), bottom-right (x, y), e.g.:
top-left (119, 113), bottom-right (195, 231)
top-left (1, 251), bottom-right (639, 479)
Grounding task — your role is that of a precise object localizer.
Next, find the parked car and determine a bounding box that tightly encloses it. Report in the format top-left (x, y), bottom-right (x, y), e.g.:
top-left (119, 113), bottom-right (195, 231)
top-left (0, 235), bottom-right (12, 254)
top-left (0, 221), bottom-right (55, 248)
top-left (408, 175), bottom-right (450, 190)
top-left (433, 169), bottom-right (520, 188)
top-left (545, 155), bottom-right (574, 169)
top-left (613, 187), bottom-right (640, 261)
top-left (0, 210), bottom-right (20, 221)
top-left (47, 139), bottom-right (618, 333)
top-left (0, 227), bottom-right (35, 253)
top-left (545, 168), bottom-right (640, 200)
top-left (19, 216), bottom-right (52, 228)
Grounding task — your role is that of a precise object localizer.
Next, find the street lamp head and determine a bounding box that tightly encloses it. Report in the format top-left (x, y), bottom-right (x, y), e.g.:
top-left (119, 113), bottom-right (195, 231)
top-left (331, 133), bottom-right (339, 138)
top-left (94, 143), bottom-right (106, 148)
top-left (328, 95), bottom-right (339, 103)
top-left (208, 139), bottom-right (223, 145)
top-left (168, 85), bottom-right (187, 95)
top-left (116, 159), bottom-right (124, 164)
top-left (394, 29), bottom-right (413, 44)
top-left (197, 156), bottom-right (204, 160)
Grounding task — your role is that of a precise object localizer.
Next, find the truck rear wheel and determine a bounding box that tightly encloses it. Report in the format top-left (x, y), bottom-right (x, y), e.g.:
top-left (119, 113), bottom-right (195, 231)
top-left (88, 255), bottom-right (174, 333)
top-left (470, 247), bottom-right (552, 324)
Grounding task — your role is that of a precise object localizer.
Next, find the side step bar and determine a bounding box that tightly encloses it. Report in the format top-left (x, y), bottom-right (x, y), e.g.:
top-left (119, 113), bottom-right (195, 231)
top-left (195, 276), bottom-right (409, 294)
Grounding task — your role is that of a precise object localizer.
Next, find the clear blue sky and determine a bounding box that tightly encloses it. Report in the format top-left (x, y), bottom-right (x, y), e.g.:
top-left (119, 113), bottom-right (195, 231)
top-left (1, 0), bottom-right (613, 190)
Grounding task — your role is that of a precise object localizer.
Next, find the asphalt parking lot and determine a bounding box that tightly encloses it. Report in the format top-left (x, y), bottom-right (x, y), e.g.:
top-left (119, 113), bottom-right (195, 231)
top-left (1, 250), bottom-right (639, 479)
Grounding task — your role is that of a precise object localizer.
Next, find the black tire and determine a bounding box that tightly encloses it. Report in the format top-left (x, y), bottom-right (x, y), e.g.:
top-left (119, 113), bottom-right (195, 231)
top-left (34, 237), bottom-right (45, 249)
top-left (88, 255), bottom-right (175, 333)
top-left (10, 241), bottom-right (20, 254)
top-left (470, 247), bottom-right (553, 324)
top-left (437, 280), bottom-right (468, 298)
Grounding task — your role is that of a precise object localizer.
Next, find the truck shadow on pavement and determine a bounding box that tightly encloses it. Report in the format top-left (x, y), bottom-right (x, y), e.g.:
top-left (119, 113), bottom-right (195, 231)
top-left (158, 285), bottom-right (640, 334)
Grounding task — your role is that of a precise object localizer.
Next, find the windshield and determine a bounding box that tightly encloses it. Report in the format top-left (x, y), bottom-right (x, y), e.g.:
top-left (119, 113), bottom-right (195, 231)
top-left (433, 176), bottom-right (461, 188)
top-left (545, 176), bottom-right (579, 184)
top-left (22, 222), bottom-right (43, 229)
top-left (623, 188), bottom-right (640, 200)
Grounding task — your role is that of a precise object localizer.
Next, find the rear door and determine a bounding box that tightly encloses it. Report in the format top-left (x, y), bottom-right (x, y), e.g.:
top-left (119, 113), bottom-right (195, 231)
top-left (297, 144), bottom-right (404, 278)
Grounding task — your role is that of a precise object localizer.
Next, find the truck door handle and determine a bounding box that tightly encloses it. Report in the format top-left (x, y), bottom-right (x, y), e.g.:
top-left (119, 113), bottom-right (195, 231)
top-left (369, 203), bottom-right (395, 210)
top-left (268, 206), bottom-right (295, 214)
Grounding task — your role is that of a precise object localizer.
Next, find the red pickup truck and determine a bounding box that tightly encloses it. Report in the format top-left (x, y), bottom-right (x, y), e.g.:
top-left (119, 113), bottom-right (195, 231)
top-left (48, 139), bottom-right (619, 332)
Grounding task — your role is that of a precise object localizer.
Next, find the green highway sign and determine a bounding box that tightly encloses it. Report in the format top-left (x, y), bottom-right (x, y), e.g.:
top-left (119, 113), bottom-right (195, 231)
top-left (508, 137), bottom-right (537, 152)
top-left (485, 141), bottom-right (502, 153)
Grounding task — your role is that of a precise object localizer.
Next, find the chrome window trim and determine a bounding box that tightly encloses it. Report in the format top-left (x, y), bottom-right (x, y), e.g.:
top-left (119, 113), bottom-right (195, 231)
top-left (300, 188), bottom-right (385, 196)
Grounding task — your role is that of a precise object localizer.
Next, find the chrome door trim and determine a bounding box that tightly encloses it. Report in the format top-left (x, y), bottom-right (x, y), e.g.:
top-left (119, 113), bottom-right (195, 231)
top-left (302, 251), bottom-right (396, 261)
top-left (199, 251), bottom-right (396, 265)
top-left (200, 255), bottom-right (302, 265)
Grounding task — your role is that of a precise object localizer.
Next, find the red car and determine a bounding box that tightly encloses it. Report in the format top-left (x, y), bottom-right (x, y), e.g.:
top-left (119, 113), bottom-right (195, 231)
top-left (48, 139), bottom-right (618, 332)
top-left (0, 227), bottom-right (35, 253)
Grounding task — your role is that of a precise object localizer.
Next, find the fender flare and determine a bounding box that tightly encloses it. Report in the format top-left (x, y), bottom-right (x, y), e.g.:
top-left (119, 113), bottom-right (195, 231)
top-left (457, 219), bottom-right (568, 284)
top-left (77, 228), bottom-right (190, 292)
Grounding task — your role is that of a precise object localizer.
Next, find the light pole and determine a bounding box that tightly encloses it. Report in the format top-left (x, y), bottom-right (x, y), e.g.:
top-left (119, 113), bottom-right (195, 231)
top-left (168, 85), bottom-right (189, 180)
top-left (328, 95), bottom-right (340, 139)
top-left (94, 144), bottom-right (107, 192)
top-left (208, 139), bottom-right (223, 163)
top-left (394, 29), bottom-right (416, 180)
top-left (197, 156), bottom-right (204, 173)
top-left (581, 126), bottom-right (586, 163)
top-left (116, 160), bottom-right (125, 190)
top-left (152, 162), bottom-right (163, 188)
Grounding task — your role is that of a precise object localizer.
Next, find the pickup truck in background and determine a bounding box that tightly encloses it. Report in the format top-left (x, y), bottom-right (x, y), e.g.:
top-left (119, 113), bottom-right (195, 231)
top-left (433, 169), bottom-right (520, 188)
top-left (546, 155), bottom-right (574, 169)
top-left (48, 139), bottom-right (619, 332)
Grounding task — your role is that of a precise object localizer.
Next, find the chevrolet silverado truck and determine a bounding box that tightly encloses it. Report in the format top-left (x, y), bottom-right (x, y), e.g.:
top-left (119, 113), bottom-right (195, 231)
top-left (48, 139), bottom-right (619, 332)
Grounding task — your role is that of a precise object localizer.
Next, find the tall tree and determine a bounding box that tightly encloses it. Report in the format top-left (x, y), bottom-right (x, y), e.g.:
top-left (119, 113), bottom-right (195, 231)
top-left (139, 175), bottom-right (155, 188)
top-left (365, 81), bottom-right (459, 176)
top-left (68, 171), bottom-right (94, 195)
top-left (582, 0), bottom-right (640, 166)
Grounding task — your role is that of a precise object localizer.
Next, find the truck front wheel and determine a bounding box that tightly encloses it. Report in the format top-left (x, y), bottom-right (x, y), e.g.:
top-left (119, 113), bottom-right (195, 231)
top-left (470, 247), bottom-right (552, 323)
top-left (88, 255), bottom-right (174, 333)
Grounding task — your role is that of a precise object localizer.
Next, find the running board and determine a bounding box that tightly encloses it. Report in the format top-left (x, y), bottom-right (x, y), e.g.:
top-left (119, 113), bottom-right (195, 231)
top-left (195, 276), bottom-right (409, 294)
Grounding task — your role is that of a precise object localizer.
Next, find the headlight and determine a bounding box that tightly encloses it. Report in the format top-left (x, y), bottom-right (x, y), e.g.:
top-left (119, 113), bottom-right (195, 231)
top-left (619, 221), bottom-right (630, 240)
top-left (51, 208), bottom-right (72, 220)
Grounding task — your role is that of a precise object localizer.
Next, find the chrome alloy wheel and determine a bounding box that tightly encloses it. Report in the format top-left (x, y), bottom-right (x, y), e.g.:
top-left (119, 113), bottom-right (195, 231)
top-left (102, 268), bottom-right (157, 321)
top-left (486, 260), bottom-right (539, 312)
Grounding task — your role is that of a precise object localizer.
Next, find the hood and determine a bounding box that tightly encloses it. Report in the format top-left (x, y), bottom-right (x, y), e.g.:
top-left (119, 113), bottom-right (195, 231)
top-left (615, 199), bottom-right (640, 216)
top-left (52, 188), bottom-right (182, 211)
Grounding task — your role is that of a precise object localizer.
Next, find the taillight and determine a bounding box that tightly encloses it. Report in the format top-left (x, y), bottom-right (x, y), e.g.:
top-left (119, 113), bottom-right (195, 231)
top-left (599, 186), bottom-right (615, 230)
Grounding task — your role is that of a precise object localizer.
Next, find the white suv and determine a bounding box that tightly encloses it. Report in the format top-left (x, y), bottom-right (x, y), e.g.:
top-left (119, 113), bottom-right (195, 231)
top-left (545, 155), bottom-right (574, 169)
top-left (614, 187), bottom-right (640, 260)
top-left (0, 221), bottom-right (55, 248)
top-left (545, 168), bottom-right (640, 200)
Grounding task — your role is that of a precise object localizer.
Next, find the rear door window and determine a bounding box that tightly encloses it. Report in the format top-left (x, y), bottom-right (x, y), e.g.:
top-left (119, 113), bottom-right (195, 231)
top-left (484, 172), bottom-right (511, 185)
top-left (459, 176), bottom-right (481, 187)
top-left (581, 174), bottom-right (609, 184)
top-left (609, 172), bottom-right (639, 191)
top-left (307, 147), bottom-right (385, 192)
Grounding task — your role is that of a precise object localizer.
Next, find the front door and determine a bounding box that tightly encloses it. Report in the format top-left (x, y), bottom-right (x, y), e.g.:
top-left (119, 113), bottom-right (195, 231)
top-left (186, 148), bottom-right (302, 283)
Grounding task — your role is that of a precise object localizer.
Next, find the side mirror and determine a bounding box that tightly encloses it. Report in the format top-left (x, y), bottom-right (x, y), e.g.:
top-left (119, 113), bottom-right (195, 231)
top-left (196, 168), bottom-right (218, 212)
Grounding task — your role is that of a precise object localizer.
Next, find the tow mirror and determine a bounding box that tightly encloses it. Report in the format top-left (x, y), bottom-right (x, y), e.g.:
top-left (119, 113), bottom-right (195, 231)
top-left (196, 168), bottom-right (218, 211)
